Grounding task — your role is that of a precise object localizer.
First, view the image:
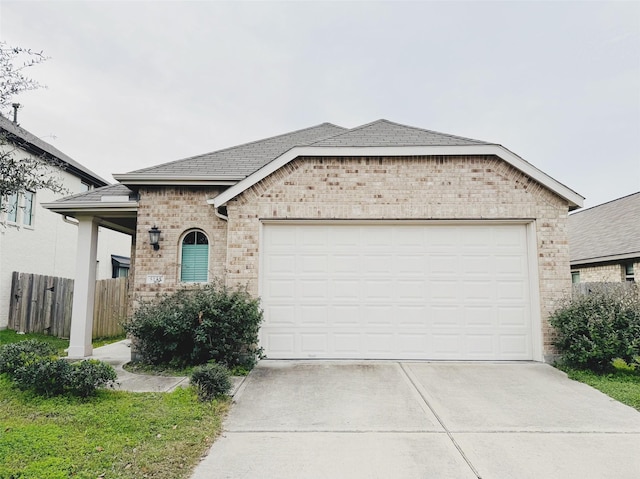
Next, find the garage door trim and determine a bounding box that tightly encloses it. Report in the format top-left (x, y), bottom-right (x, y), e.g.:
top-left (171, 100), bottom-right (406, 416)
top-left (258, 220), bottom-right (542, 361)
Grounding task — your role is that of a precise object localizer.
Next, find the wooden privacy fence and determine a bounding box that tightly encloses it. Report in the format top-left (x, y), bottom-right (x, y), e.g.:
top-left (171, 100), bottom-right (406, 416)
top-left (93, 277), bottom-right (129, 338)
top-left (8, 272), bottom-right (128, 339)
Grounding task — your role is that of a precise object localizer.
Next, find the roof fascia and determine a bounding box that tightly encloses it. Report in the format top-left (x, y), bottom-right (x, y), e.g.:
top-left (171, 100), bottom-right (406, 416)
top-left (41, 201), bottom-right (139, 214)
top-left (113, 174), bottom-right (242, 186)
top-left (209, 144), bottom-right (584, 209)
top-left (571, 251), bottom-right (640, 267)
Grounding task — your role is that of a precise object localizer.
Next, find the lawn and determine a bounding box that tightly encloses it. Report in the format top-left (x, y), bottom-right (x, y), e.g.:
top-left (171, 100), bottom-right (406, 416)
top-left (559, 367), bottom-right (640, 412)
top-left (0, 330), bottom-right (230, 478)
top-left (0, 376), bottom-right (229, 479)
top-left (0, 329), bottom-right (125, 354)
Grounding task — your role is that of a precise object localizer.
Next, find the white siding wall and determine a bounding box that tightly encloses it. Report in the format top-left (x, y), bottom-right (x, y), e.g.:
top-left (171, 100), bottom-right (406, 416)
top-left (0, 146), bottom-right (131, 329)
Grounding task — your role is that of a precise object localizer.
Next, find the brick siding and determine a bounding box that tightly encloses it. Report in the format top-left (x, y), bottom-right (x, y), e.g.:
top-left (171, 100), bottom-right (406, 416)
top-left (133, 155), bottom-right (573, 361)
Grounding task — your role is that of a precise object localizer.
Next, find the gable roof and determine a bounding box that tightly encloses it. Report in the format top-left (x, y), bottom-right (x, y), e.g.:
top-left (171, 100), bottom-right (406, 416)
top-left (47, 119), bottom-right (584, 214)
top-left (568, 192), bottom-right (640, 266)
top-left (113, 122), bottom-right (347, 185)
top-left (0, 115), bottom-right (110, 187)
top-left (209, 119), bottom-right (583, 209)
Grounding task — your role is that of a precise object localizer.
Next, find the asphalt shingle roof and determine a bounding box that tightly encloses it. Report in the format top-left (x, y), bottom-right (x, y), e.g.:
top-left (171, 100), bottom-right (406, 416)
top-left (311, 119), bottom-right (489, 147)
top-left (53, 184), bottom-right (135, 203)
top-left (568, 192), bottom-right (640, 264)
top-left (125, 122), bottom-right (347, 178)
top-left (0, 115), bottom-right (110, 186)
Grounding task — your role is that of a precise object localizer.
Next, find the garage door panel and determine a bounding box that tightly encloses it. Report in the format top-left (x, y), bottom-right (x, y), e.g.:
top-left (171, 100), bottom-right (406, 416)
top-left (300, 333), bottom-right (327, 354)
top-left (497, 280), bottom-right (527, 300)
top-left (299, 305), bottom-right (328, 326)
top-left (267, 280), bottom-right (296, 299)
top-left (331, 305), bottom-right (360, 326)
top-left (397, 306), bottom-right (428, 326)
top-left (363, 280), bottom-right (393, 300)
top-left (498, 306), bottom-right (529, 326)
top-left (261, 223), bottom-right (534, 360)
top-left (332, 254), bottom-right (360, 274)
top-left (464, 306), bottom-right (495, 327)
top-left (266, 305), bottom-right (296, 325)
top-left (363, 305), bottom-right (394, 326)
top-left (431, 306), bottom-right (462, 327)
top-left (297, 279), bottom-right (328, 299)
top-left (300, 254), bottom-right (328, 274)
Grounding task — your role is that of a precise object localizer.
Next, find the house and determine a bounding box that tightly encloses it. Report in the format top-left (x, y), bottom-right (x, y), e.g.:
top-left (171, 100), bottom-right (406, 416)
top-left (568, 192), bottom-right (639, 283)
top-left (44, 119), bottom-right (583, 361)
top-left (0, 115), bottom-right (132, 330)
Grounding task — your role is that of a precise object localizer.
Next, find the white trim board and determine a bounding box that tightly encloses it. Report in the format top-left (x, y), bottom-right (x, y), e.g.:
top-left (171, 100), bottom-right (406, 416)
top-left (209, 144), bottom-right (584, 209)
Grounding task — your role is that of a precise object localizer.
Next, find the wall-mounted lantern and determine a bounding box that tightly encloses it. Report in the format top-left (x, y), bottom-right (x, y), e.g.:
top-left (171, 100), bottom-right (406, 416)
top-left (149, 225), bottom-right (161, 250)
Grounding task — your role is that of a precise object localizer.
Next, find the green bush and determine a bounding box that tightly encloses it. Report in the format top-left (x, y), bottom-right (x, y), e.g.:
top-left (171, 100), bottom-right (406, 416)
top-left (0, 339), bottom-right (117, 397)
top-left (13, 357), bottom-right (117, 397)
top-left (190, 363), bottom-right (232, 401)
top-left (67, 359), bottom-right (118, 397)
top-left (549, 286), bottom-right (640, 371)
top-left (125, 283), bottom-right (263, 369)
top-left (0, 339), bottom-right (57, 376)
top-left (124, 289), bottom-right (198, 366)
top-left (14, 356), bottom-right (71, 396)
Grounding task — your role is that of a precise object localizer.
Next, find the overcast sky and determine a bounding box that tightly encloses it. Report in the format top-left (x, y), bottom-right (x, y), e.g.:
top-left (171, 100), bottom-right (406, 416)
top-left (1, 1), bottom-right (638, 209)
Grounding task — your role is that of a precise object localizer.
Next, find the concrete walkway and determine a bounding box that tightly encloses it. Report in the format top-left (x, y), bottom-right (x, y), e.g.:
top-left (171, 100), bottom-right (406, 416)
top-left (91, 339), bottom-right (245, 394)
top-left (91, 339), bottom-right (190, 392)
top-left (190, 361), bottom-right (640, 479)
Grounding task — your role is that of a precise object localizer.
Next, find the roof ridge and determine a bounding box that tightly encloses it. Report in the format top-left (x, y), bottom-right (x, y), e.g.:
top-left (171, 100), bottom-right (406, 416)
top-left (126, 122), bottom-right (347, 174)
top-left (308, 118), bottom-right (491, 145)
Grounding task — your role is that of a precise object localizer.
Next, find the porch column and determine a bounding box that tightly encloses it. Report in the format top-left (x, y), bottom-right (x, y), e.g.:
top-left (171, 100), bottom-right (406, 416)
top-left (67, 216), bottom-right (99, 358)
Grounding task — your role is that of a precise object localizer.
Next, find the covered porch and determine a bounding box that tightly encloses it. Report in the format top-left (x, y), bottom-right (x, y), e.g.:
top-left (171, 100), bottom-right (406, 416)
top-left (43, 185), bottom-right (138, 358)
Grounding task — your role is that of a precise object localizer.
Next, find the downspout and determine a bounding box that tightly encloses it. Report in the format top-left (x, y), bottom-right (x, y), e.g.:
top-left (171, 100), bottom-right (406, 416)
top-left (214, 205), bottom-right (228, 222)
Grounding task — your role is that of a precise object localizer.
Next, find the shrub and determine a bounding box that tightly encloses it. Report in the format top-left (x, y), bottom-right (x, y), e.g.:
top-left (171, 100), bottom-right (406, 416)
top-left (124, 289), bottom-right (198, 367)
top-left (13, 357), bottom-right (117, 397)
top-left (549, 286), bottom-right (640, 371)
top-left (190, 363), bottom-right (232, 401)
top-left (67, 359), bottom-right (118, 397)
top-left (1, 339), bottom-right (117, 397)
top-left (0, 339), bottom-right (57, 377)
top-left (191, 285), bottom-right (263, 369)
top-left (14, 356), bottom-right (72, 396)
top-left (125, 283), bottom-right (263, 369)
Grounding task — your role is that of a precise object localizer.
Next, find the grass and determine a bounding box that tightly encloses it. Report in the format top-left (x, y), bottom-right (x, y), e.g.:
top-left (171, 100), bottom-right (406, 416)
top-left (558, 365), bottom-right (640, 412)
top-left (0, 329), bottom-right (125, 355)
top-left (0, 376), bottom-right (229, 479)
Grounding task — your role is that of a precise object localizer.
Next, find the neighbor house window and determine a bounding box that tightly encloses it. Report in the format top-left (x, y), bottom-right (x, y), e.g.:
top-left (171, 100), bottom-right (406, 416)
top-left (180, 230), bottom-right (209, 282)
top-left (22, 191), bottom-right (34, 226)
top-left (3, 191), bottom-right (35, 227)
top-left (571, 271), bottom-right (580, 284)
top-left (624, 263), bottom-right (635, 282)
top-left (6, 193), bottom-right (18, 223)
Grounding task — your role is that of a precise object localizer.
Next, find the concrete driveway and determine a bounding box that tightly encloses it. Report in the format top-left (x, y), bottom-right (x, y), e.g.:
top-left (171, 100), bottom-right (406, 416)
top-left (190, 361), bottom-right (640, 479)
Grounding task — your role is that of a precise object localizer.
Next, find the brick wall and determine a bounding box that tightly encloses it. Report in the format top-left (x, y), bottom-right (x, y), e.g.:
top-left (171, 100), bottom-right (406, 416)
top-left (225, 155), bottom-right (572, 360)
top-left (132, 186), bottom-right (227, 306)
top-left (574, 261), bottom-right (640, 283)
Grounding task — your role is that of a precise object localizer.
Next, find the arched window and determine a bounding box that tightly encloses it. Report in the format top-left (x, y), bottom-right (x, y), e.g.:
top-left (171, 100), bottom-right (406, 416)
top-left (180, 230), bottom-right (209, 282)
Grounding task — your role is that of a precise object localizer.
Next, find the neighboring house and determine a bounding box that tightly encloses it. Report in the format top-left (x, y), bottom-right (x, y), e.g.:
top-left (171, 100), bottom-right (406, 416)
top-left (0, 115), bottom-right (132, 330)
top-left (568, 192), bottom-right (640, 283)
top-left (45, 119), bottom-right (583, 361)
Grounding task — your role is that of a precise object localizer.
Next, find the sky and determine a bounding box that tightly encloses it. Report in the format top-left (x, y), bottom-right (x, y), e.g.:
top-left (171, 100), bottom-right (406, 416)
top-left (1, 0), bottom-right (638, 209)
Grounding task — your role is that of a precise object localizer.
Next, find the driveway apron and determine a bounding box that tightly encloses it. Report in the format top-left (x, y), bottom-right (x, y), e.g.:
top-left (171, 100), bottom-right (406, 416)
top-left (190, 361), bottom-right (640, 479)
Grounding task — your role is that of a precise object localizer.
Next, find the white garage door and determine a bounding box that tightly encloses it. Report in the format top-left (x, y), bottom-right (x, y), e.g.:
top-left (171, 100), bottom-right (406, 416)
top-left (260, 223), bottom-right (534, 360)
